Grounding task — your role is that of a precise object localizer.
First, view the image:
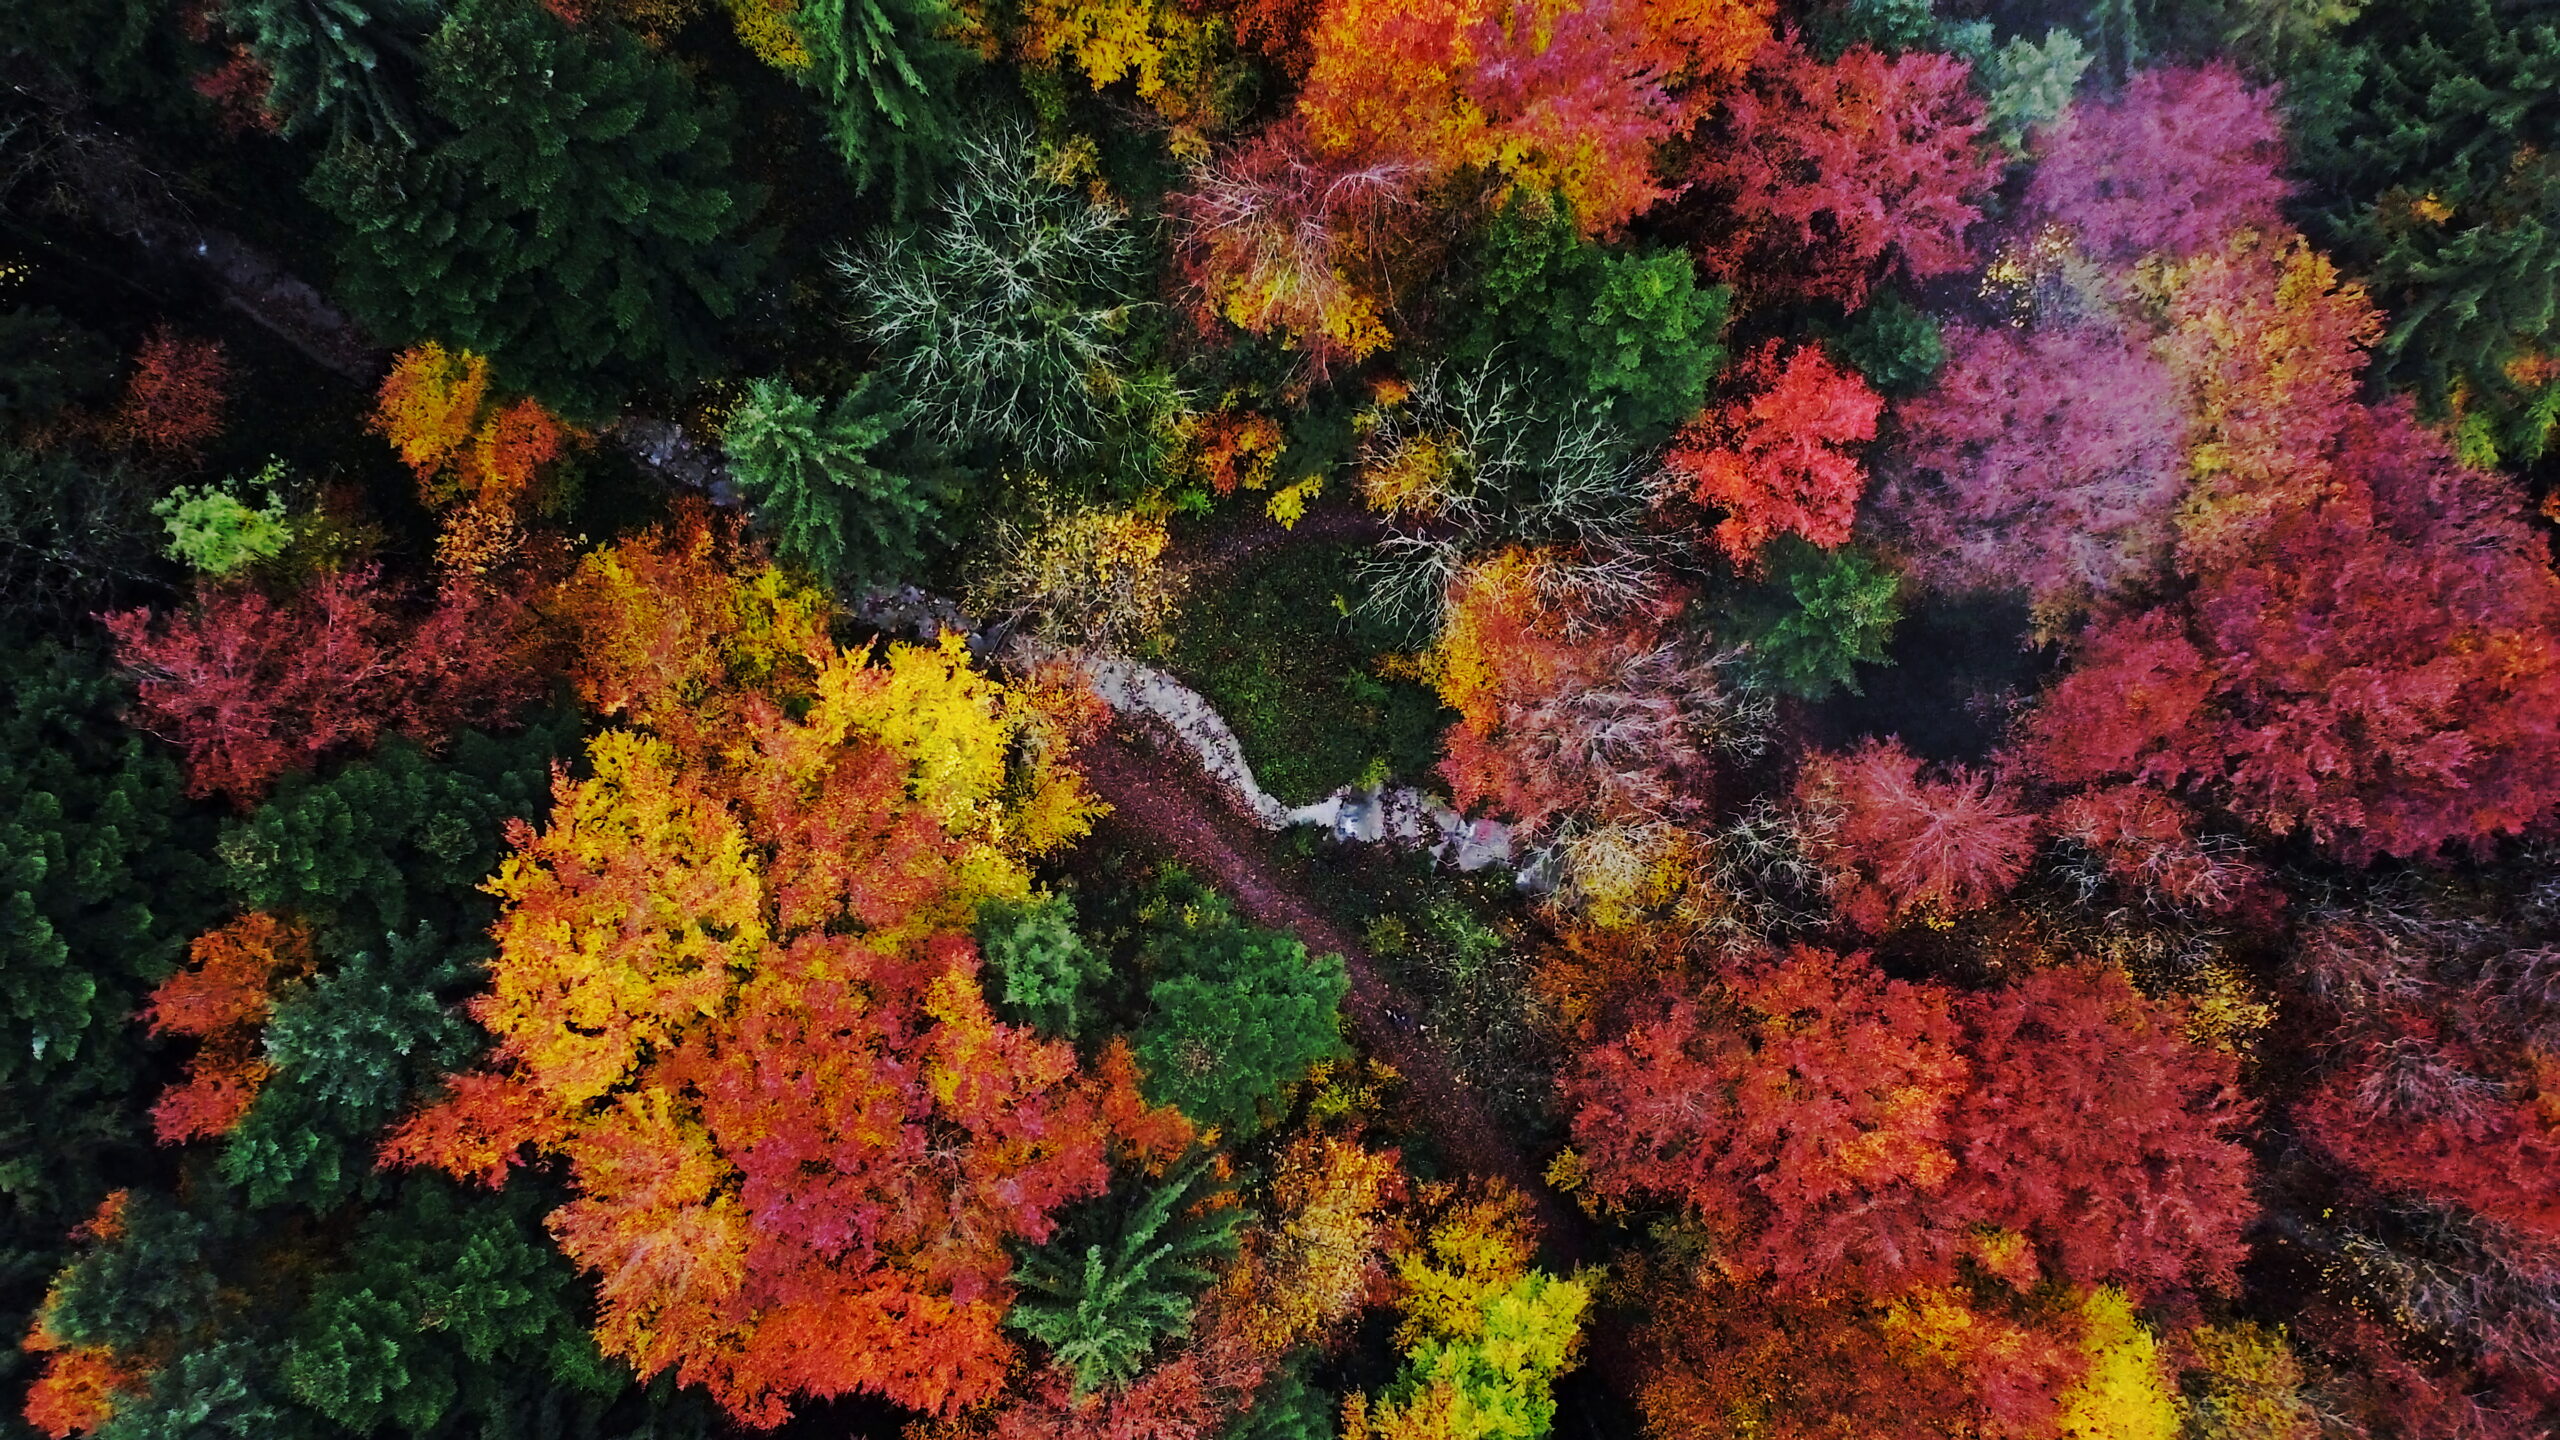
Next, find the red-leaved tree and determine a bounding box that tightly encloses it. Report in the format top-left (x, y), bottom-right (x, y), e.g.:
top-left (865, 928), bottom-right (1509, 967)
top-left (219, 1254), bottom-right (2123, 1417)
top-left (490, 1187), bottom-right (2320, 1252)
top-left (2022, 62), bottom-right (2291, 265)
top-left (1658, 339), bottom-right (1882, 567)
top-left (111, 327), bottom-right (231, 456)
top-left (1689, 38), bottom-right (2000, 309)
top-left (1794, 738), bottom-right (2039, 933)
top-left (1880, 320), bottom-right (2186, 606)
top-left (1566, 950), bottom-right (2257, 1299)
top-left (1563, 947), bottom-right (1972, 1293)
top-left (106, 567), bottom-right (550, 805)
top-left (142, 913), bottom-right (313, 1143)
top-left (1171, 120), bottom-right (1419, 377)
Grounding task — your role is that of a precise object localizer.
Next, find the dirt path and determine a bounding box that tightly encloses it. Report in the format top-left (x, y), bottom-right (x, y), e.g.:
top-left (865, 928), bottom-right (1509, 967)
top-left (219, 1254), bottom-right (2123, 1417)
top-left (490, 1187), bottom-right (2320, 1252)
top-left (1074, 722), bottom-right (1592, 1265)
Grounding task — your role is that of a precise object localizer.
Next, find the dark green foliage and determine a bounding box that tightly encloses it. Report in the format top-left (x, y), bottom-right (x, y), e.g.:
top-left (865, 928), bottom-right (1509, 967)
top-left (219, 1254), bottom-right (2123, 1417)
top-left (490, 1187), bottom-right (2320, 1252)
top-left (0, 306), bottom-right (117, 426)
top-left (1455, 194), bottom-right (1730, 443)
top-left (219, 722), bottom-right (573, 952)
top-left (794, 0), bottom-right (976, 206)
top-left (1132, 874), bottom-right (1348, 1137)
top-left (839, 125), bottom-right (1165, 471)
top-left (1220, 1357), bottom-right (1334, 1440)
top-left (1724, 539), bottom-right (1903, 700)
top-left (720, 376), bottom-right (945, 585)
top-left (2289, 0), bottom-right (2560, 457)
top-left (1007, 1153), bottom-right (1245, 1395)
top-left (974, 892), bottom-right (1108, 1041)
top-left (282, 1180), bottom-right (619, 1432)
top-left (0, 0), bottom-right (170, 103)
top-left (0, 639), bottom-right (215, 1096)
top-left (223, 0), bottom-right (443, 145)
top-left (220, 927), bottom-right (485, 1208)
top-left (1162, 540), bottom-right (1449, 806)
top-left (0, 444), bottom-right (166, 632)
top-left (1824, 290), bottom-right (1944, 400)
top-left (309, 0), bottom-right (766, 414)
top-left (38, 1189), bottom-right (225, 1355)
top-left (1807, 0), bottom-right (1942, 58)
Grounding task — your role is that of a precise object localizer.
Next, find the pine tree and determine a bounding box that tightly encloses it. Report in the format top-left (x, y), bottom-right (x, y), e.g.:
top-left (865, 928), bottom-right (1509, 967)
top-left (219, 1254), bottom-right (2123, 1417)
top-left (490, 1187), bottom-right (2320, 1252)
top-left (1008, 1154), bottom-right (1247, 1395)
top-left (1724, 539), bottom-right (1902, 701)
top-left (720, 376), bottom-right (945, 585)
top-left (309, 0), bottom-right (767, 414)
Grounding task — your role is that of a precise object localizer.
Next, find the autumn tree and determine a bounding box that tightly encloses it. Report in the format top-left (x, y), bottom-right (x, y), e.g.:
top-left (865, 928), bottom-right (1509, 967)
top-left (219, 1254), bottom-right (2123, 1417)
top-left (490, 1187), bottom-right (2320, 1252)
top-left (109, 327), bottom-right (229, 457)
top-left (1880, 319), bottom-right (2185, 607)
top-left (142, 911), bottom-right (313, 1143)
top-left (310, 0), bottom-right (766, 412)
top-left (1296, 0), bottom-right (1773, 233)
top-left (2022, 63), bottom-right (2291, 264)
top-left (1689, 38), bottom-right (2000, 310)
top-left (1792, 738), bottom-right (2038, 932)
top-left (106, 565), bottom-right (550, 805)
top-left (1566, 949), bottom-right (2256, 1298)
top-left (1171, 119), bottom-right (1417, 377)
top-left (387, 562), bottom-right (1115, 1423)
top-left (1428, 551), bottom-right (1761, 842)
top-left (1657, 339), bottom-right (1882, 568)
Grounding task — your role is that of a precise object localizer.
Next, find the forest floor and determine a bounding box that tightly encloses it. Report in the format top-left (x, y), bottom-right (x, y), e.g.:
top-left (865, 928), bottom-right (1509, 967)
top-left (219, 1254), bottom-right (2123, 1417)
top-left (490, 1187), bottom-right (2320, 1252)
top-left (1073, 719), bottom-right (1593, 1265)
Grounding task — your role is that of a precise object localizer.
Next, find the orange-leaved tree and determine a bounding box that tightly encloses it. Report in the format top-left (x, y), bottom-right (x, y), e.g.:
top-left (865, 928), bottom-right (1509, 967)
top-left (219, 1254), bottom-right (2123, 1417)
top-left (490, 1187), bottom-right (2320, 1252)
top-left (384, 524), bottom-right (1117, 1426)
top-left (1296, 0), bottom-right (1772, 232)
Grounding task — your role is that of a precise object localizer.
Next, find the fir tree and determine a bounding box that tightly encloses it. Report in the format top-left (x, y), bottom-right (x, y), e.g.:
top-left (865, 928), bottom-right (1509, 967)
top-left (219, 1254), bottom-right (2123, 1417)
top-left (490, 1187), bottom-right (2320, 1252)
top-left (1133, 875), bottom-right (1348, 1137)
top-left (1454, 193), bottom-right (1731, 446)
top-left (975, 892), bottom-right (1109, 1042)
top-left (222, 0), bottom-right (443, 145)
top-left (2291, 0), bottom-right (2560, 457)
top-left (309, 0), bottom-right (767, 414)
top-left (793, 0), bottom-right (976, 206)
top-left (1007, 1154), bottom-right (1246, 1395)
top-left (720, 376), bottom-right (946, 585)
top-left (1725, 539), bottom-right (1903, 701)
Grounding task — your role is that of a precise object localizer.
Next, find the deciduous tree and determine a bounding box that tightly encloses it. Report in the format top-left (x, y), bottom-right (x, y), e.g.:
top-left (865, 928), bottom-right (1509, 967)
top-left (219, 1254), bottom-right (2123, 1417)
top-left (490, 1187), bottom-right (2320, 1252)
top-left (2022, 62), bottom-right (2290, 264)
top-left (1657, 339), bottom-right (1881, 568)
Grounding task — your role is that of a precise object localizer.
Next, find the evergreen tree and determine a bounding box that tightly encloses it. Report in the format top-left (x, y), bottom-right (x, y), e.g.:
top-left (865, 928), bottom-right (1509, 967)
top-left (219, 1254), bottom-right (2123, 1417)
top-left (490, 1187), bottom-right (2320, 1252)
top-left (1724, 539), bottom-right (1903, 701)
top-left (1133, 875), bottom-right (1348, 1137)
top-left (974, 892), bottom-right (1108, 1042)
top-left (1007, 1154), bottom-right (1246, 1395)
top-left (2290, 0), bottom-right (2560, 457)
top-left (219, 722), bottom-right (573, 953)
top-left (792, 0), bottom-right (976, 206)
top-left (223, 0), bottom-right (444, 145)
top-left (1822, 288), bottom-right (1944, 400)
top-left (309, 0), bottom-right (767, 414)
top-left (720, 376), bottom-right (945, 585)
top-left (1455, 193), bottom-right (1731, 445)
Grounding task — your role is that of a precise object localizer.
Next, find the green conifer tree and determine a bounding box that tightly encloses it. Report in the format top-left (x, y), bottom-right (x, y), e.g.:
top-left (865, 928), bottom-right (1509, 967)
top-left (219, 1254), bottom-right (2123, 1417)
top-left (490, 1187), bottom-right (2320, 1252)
top-left (792, 0), bottom-right (976, 206)
top-left (309, 0), bottom-right (767, 414)
top-left (1007, 1154), bottom-right (1246, 1395)
top-left (974, 892), bottom-right (1109, 1042)
top-left (1133, 876), bottom-right (1348, 1137)
top-left (721, 376), bottom-right (946, 585)
top-left (222, 0), bottom-right (444, 144)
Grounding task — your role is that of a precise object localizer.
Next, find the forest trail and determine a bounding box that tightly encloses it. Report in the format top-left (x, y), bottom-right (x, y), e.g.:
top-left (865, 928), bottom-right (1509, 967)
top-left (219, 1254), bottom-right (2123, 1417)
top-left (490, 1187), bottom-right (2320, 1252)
top-left (1072, 722), bottom-right (1594, 1265)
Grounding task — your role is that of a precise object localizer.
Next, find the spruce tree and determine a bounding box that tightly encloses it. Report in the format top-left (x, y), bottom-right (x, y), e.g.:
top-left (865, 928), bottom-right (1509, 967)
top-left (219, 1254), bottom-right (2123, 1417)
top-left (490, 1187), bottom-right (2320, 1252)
top-left (974, 892), bottom-right (1108, 1042)
top-left (720, 376), bottom-right (946, 586)
top-left (1132, 875), bottom-right (1348, 1137)
top-left (223, 0), bottom-right (444, 145)
top-left (2291, 0), bottom-right (2560, 456)
top-left (793, 0), bottom-right (976, 206)
top-left (309, 0), bottom-right (767, 414)
top-left (1007, 1155), bottom-right (1246, 1394)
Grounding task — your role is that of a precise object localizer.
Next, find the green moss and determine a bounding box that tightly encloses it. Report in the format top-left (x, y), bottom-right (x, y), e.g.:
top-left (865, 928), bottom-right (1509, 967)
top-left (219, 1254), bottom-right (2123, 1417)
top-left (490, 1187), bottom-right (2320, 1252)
top-left (1162, 540), bottom-right (1449, 806)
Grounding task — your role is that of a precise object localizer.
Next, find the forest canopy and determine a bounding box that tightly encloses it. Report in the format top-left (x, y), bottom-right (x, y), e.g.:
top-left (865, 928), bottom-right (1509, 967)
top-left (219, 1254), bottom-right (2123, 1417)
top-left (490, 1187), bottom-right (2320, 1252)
top-left (7, 1), bottom-right (2560, 1439)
